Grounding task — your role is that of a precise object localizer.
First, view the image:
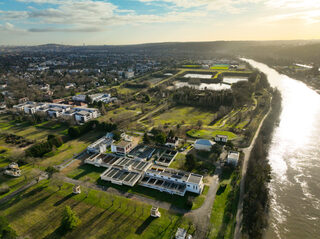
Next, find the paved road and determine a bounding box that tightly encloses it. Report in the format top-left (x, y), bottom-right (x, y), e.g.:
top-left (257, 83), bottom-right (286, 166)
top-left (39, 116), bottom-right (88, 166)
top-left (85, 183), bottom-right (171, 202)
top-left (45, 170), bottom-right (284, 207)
top-left (233, 102), bottom-right (272, 239)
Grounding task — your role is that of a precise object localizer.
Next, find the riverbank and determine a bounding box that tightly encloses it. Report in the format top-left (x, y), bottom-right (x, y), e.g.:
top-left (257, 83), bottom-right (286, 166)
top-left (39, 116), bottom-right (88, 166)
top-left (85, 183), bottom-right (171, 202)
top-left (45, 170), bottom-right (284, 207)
top-left (241, 89), bottom-right (282, 239)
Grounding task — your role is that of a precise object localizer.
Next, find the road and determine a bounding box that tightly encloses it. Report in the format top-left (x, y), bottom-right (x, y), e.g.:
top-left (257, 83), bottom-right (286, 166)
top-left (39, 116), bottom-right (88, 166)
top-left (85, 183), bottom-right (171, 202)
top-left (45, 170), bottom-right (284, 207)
top-left (233, 102), bottom-right (272, 239)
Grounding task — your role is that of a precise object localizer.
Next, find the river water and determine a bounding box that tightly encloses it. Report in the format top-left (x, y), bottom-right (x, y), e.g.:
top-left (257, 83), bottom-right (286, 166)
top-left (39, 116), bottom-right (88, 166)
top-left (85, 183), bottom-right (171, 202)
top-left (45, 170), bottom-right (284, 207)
top-left (243, 59), bottom-right (320, 239)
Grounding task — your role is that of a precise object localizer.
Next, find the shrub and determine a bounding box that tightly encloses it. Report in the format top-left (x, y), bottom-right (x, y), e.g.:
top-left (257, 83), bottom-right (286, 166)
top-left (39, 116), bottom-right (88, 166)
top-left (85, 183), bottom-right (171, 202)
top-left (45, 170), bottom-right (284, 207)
top-left (0, 216), bottom-right (17, 239)
top-left (61, 206), bottom-right (80, 231)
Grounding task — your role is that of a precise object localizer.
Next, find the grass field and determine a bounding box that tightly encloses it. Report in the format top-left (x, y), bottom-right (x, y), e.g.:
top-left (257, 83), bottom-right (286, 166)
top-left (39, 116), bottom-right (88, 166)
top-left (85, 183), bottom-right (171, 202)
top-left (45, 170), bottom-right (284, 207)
top-left (0, 115), bottom-right (68, 141)
top-left (0, 164), bottom-right (40, 199)
top-left (66, 164), bottom-right (106, 183)
top-left (0, 180), bottom-right (194, 239)
top-left (145, 106), bottom-right (216, 127)
top-left (39, 130), bottom-right (104, 168)
top-left (182, 65), bottom-right (201, 68)
top-left (191, 185), bottom-right (209, 210)
top-left (209, 170), bottom-right (239, 239)
top-left (210, 65), bottom-right (229, 70)
top-left (187, 129), bottom-right (237, 140)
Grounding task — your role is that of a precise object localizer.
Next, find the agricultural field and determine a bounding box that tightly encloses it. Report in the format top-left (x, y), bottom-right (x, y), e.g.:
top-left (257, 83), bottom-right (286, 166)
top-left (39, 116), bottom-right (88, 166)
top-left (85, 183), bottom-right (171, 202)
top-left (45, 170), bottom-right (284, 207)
top-left (0, 180), bottom-right (194, 239)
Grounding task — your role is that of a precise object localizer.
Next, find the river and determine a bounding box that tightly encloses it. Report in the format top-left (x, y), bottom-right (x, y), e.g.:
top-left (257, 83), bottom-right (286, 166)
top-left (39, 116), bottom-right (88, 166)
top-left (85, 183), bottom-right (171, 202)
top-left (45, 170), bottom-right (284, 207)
top-left (242, 59), bottom-right (320, 239)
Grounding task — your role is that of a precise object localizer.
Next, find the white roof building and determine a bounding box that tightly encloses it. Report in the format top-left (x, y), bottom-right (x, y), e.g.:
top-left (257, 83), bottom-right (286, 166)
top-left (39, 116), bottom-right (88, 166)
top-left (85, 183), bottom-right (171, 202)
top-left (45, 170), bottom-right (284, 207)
top-left (194, 139), bottom-right (215, 151)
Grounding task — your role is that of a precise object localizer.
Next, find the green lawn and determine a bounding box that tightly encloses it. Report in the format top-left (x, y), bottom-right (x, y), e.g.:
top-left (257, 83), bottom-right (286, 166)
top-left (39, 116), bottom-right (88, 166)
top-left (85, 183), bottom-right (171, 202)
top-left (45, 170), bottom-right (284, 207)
top-left (210, 65), bottom-right (229, 70)
top-left (0, 115), bottom-right (68, 141)
top-left (187, 129), bottom-right (237, 140)
top-left (39, 130), bottom-right (104, 168)
top-left (182, 65), bottom-right (201, 68)
top-left (0, 164), bottom-right (40, 199)
top-left (191, 185), bottom-right (209, 210)
top-left (208, 170), bottom-right (239, 239)
top-left (0, 180), bottom-right (194, 239)
top-left (67, 164), bottom-right (106, 183)
top-left (147, 106), bottom-right (216, 126)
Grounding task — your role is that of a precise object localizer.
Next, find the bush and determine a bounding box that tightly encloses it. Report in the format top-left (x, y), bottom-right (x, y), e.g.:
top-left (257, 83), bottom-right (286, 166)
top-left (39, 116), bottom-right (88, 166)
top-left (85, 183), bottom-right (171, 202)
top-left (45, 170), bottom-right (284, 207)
top-left (61, 206), bottom-right (80, 231)
top-left (45, 166), bottom-right (59, 175)
top-left (25, 141), bottom-right (52, 157)
top-left (48, 135), bottom-right (64, 148)
top-left (68, 127), bottom-right (81, 138)
top-left (0, 216), bottom-right (17, 239)
top-left (0, 184), bottom-right (10, 195)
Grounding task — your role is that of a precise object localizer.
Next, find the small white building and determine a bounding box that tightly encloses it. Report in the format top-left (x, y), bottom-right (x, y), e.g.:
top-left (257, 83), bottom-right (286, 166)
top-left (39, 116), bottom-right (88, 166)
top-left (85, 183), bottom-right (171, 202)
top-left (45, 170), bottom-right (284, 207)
top-left (111, 139), bottom-right (134, 155)
top-left (72, 94), bottom-right (87, 102)
top-left (215, 134), bottom-right (228, 143)
top-left (194, 139), bottom-right (215, 151)
top-left (124, 71), bottom-right (134, 79)
top-left (87, 137), bottom-right (113, 154)
top-left (227, 151), bottom-right (240, 166)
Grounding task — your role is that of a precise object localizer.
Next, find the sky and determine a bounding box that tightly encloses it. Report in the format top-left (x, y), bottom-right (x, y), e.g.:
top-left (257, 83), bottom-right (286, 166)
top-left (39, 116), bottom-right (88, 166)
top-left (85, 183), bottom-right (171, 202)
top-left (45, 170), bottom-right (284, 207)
top-left (0, 0), bottom-right (320, 45)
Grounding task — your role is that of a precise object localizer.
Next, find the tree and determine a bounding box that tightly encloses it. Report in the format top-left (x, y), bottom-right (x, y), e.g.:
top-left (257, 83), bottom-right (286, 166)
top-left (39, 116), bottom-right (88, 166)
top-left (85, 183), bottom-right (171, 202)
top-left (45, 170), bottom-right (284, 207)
top-left (0, 216), bottom-right (17, 239)
top-left (112, 130), bottom-right (121, 141)
top-left (211, 144), bottom-right (223, 155)
top-left (196, 120), bottom-right (203, 129)
top-left (68, 127), bottom-right (80, 138)
top-left (143, 133), bottom-right (150, 144)
top-left (168, 130), bottom-right (175, 139)
top-left (61, 206), bottom-right (80, 231)
top-left (185, 154), bottom-right (196, 171)
top-left (155, 132), bottom-right (166, 145)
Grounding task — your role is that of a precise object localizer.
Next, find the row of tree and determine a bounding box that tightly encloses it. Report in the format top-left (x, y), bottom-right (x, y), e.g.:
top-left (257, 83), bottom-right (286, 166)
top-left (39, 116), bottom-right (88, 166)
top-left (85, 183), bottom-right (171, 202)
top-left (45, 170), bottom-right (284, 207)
top-left (242, 89), bottom-right (282, 239)
top-left (68, 120), bottom-right (117, 138)
top-left (25, 134), bottom-right (63, 157)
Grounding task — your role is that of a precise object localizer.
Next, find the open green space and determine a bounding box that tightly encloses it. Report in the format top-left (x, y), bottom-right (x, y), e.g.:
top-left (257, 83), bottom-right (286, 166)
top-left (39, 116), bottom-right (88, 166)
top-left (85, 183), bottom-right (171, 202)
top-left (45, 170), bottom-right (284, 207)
top-left (210, 65), bottom-right (229, 70)
top-left (0, 164), bottom-right (40, 199)
top-left (145, 106), bottom-right (216, 126)
top-left (39, 130), bottom-right (104, 168)
top-left (0, 180), bottom-right (194, 239)
top-left (191, 185), bottom-right (209, 210)
top-left (67, 164), bottom-right (106, 183)
top-left (187, 129), bottom-right (237, 140)
top-left (209, 169), bottom-right (239, 239)
top-left (0, 115), bottom-right (68, 141)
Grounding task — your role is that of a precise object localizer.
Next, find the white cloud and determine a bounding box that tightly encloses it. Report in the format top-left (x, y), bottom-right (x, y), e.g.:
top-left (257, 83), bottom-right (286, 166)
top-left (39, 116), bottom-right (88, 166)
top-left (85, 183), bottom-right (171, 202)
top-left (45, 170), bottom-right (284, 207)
top-left (0, 0), bottom-right (209, 32)
top-left (0, 22), bottom-right (26, 32)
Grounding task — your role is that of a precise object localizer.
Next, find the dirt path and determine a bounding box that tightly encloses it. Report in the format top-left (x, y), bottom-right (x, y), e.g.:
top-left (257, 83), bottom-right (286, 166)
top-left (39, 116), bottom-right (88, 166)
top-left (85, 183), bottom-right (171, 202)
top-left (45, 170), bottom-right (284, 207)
top-left (186, 171), bottom-right (220, 239)
top-left (234, 102), bottom-right (272, 239)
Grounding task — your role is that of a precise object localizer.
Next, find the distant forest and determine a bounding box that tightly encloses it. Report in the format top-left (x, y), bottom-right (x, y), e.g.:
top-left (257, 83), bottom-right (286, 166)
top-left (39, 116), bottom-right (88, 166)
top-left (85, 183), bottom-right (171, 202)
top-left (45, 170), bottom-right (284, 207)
top-left (1, 40), bottom-right (320, 63)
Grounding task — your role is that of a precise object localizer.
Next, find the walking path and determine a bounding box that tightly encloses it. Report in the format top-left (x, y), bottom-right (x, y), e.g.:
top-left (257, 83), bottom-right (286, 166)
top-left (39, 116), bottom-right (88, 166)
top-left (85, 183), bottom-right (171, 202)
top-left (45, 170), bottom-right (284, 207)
top-left (0, 172), bottom-right (48, 204)
top-left (234, 103), bottom-right (272, 239)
